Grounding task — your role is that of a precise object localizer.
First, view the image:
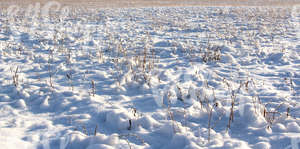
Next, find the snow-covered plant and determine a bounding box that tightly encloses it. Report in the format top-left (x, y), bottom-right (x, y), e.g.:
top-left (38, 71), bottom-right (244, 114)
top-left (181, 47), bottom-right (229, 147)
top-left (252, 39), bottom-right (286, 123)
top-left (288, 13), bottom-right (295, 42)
top-left (10, 66), bottom-right (19, 87)
top-left (202, 44), bottom-right (222, 63)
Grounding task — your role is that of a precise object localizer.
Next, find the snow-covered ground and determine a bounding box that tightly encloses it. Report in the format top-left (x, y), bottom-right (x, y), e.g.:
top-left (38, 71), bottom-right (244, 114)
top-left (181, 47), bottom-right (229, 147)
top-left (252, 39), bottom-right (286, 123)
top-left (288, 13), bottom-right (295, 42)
top-left (0, 5), bottom-right (300, 149)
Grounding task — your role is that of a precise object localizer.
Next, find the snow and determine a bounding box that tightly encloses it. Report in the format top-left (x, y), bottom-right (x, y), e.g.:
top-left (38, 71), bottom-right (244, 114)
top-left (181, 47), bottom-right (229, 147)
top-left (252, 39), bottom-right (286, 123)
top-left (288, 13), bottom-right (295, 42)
top-left (0, 4), bottom-right (299, 149)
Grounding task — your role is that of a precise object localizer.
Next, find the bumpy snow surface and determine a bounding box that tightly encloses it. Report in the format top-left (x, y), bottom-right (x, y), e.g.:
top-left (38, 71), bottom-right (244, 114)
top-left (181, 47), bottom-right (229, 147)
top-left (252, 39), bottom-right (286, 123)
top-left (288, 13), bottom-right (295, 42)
top-left (0, 6), bottom-right (300, 149)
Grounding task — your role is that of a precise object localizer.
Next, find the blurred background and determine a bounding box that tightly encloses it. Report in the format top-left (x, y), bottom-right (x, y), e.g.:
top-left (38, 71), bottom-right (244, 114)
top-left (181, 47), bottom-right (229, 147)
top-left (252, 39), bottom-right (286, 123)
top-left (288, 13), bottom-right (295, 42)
top-left (0, 0), bottom-right (299, 8)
